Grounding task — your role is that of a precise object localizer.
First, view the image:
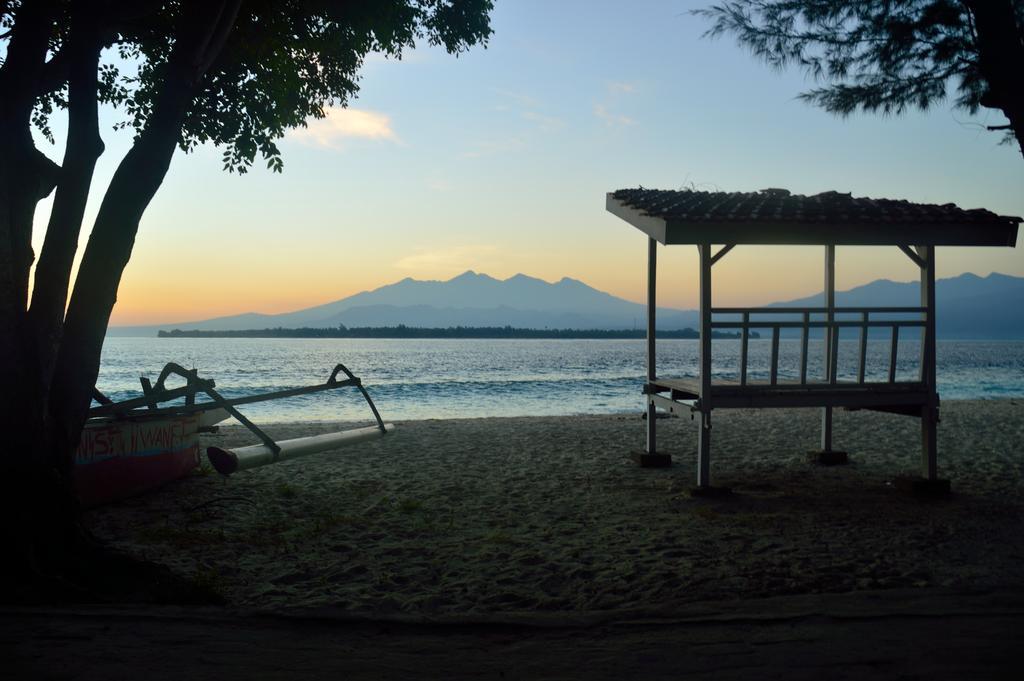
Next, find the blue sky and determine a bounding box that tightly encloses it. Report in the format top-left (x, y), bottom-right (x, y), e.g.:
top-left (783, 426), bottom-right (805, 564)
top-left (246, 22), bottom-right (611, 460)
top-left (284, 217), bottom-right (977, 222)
top-left (29, 0), bottom-right (1024, 323)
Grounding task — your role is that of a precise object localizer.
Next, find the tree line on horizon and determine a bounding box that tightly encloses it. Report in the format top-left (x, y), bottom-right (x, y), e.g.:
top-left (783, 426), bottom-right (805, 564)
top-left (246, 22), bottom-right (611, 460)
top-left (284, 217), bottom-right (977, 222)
top-left (157, 325), bottom-right (757, 340)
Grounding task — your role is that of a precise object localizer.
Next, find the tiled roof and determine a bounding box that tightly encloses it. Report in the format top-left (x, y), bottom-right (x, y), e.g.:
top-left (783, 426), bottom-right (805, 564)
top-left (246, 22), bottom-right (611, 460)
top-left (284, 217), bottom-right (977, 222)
top-left (611, 188), bottom-right (1021, 226)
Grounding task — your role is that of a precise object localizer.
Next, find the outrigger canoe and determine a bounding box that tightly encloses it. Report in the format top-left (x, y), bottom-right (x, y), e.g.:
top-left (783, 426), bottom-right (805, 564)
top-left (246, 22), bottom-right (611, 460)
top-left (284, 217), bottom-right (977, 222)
top-left (77, 362), bottom-right (393, 506)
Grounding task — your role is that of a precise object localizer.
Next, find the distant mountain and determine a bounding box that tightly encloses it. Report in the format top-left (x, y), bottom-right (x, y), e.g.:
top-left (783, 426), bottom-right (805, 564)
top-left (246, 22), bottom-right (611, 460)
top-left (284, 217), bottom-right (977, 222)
top-left (107, 270), bottom-right (1024, 339)
top-left (771, 272), bottom-right (1024, 339)
top-left (109, 271), bottom-right (699, 336)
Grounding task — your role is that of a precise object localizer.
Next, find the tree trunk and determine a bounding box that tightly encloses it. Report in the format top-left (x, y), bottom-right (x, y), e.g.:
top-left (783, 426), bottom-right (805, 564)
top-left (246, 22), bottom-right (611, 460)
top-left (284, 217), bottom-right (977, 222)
top-left (48, 93), bottom-right (193, 462)
top-left (1, 0), bottom-right (238, 601)
top-left (968, 0), bottom-right (1024, 159)
top-left (0, 1), bottom-right (58, 390)
top-left (46, 0), bottom-right (240, 464)
top-left (0, 0), bottom-right (67, 595)
top-left (0, 4), bottom-right (109, 595)
top-left (30, 5), bottom-right (105, 389)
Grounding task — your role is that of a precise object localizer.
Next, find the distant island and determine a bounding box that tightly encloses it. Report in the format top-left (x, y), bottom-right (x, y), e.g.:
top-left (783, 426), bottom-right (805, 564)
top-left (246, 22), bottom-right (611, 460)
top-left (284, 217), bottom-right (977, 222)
top-left (157, 325), bottom-right (755, 340)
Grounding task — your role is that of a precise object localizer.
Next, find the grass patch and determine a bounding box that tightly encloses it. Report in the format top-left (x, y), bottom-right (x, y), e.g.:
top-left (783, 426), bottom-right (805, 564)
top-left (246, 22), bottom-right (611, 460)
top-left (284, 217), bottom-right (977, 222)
top-left (692, 505), bottom-right (720, 520)
top-left (483, 530), bottom-right (516, 545)
top-left (311, 510), bottom-right (359, 532)
top-left (190, 566), bottom-right (226, 596)
top-left (137, 524), bottom-right (227, 548)
top-left (398, 497), bottom-right (423, 515)
top-left (276, 482), bottom-right (299, 499)
top-left (190, 461), bottom-right (215, 477)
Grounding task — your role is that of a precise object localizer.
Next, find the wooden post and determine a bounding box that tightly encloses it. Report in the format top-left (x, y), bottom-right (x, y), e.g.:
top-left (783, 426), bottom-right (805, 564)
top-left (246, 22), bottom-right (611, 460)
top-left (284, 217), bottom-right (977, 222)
top-left (697, 244), bottom-right (713, 488)
top-left (739, 312), bottom-right (749, 385)
top-left (888, 326), bottom-right (900, 382)
top-left (919, 245), bottom-right (938, 480)
top-left (646, 237), bottom-right (657, 455)
top-left (769, 326), bottom-right (780, 385)
top-left (857, 311), bottom-right (868, 384)
top-left (799, 311), bottom-right (809, 384)
top-left (821, 244), bottom-right (835, 451)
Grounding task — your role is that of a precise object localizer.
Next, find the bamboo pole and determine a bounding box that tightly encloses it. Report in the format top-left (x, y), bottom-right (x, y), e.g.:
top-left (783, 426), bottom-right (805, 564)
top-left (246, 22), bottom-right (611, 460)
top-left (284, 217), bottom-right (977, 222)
top-left (207, 424), bottom-right (395, 476)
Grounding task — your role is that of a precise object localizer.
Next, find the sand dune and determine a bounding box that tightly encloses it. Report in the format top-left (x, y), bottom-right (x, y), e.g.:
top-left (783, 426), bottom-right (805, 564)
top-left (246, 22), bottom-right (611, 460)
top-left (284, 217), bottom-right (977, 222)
top-left (84, 400), bottom-right (1024, 616)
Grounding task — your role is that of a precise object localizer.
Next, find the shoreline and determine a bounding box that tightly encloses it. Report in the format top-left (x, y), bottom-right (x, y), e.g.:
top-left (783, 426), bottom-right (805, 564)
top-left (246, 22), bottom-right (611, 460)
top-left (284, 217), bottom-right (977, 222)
top-left (85, 400), bottom-right (1024, 616)
top-left (209, 395), bottom-right (1024, 427)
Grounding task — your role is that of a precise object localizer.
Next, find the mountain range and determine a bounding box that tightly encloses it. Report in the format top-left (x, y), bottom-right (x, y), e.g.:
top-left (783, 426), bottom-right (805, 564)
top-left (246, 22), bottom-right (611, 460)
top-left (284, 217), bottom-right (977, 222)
top-left (108, 270), bottom-right (1024, 339)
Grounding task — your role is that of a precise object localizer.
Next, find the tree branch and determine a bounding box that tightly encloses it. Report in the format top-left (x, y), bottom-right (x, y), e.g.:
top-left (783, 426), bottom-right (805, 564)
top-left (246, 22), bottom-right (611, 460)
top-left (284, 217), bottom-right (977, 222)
top-left (0, 0), bottom-right (60, 332)
top-left (34, 48), bottom-right (71, 97)
top-left (30, 1), bottom-right (105, 388)
top-left (193, 0), bottom-right (242, 80)
top-left (965, 0), bottom-right (1024, 157)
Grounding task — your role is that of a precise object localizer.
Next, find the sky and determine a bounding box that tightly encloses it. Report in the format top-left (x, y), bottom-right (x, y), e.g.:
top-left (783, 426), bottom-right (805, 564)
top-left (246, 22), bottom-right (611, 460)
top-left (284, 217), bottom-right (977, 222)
top-left (28, 0), bottom-right (1024, 325)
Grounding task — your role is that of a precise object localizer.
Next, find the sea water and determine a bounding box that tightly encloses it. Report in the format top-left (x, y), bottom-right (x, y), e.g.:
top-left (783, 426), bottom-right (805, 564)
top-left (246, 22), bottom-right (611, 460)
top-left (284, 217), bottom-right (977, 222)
top-left (96, 337), bottom-right (1024, 423)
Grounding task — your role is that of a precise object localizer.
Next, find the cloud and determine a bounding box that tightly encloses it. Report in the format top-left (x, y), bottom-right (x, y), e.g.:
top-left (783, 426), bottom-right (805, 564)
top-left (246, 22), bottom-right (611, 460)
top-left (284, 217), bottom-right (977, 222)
top-left (492, 88), bottom-right (542, 110)
top-left (289, 107), bottom-right (399, 148)
top-left (394, 245), bottom-right (499, 273)
top-left (594, 80), bottom-right (639, 127)
top-left (521, 110), bottom-right (565, 132)
top-left (460, 136), bottom-right (526, 159)
top-left (461, 89), bottom-right (562, 158)
top-left (594, 103), bottom-right (636, 127)
top-left (607, 81), bottom-right (637, 94)
top-left (492, 89), bottom-right (563, 131)
top-left (426, 174), bottom-right (454, 192)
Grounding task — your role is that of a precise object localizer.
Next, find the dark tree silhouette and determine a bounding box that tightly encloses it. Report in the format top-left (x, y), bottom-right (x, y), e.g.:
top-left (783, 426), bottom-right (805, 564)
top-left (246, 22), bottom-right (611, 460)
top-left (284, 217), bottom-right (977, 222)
top-left (697, 1), bottom-right (1024, 158)
top-left (0, 0), bottom-right (492, 600)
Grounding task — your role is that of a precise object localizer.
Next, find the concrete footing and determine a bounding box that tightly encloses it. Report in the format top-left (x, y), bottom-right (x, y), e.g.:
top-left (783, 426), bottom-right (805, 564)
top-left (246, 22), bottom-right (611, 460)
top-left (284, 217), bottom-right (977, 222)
top-left (893, 475), bottom-right (951, 498)
top-left (632, 451), bottom-right (672, 468)
top-left (808, 450), bottom-right (849, 466)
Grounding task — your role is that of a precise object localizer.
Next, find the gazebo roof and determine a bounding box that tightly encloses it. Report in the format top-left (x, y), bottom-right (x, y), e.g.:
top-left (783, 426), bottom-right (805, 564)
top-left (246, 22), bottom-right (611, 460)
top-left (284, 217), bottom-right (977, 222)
top-left (607, 188), bottom-right (1021, 246)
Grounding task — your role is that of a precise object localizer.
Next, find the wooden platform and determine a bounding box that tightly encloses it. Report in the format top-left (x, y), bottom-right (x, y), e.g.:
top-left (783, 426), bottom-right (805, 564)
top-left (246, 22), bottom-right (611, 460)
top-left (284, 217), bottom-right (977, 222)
top-left (649, 377), bottom-right (930, 411)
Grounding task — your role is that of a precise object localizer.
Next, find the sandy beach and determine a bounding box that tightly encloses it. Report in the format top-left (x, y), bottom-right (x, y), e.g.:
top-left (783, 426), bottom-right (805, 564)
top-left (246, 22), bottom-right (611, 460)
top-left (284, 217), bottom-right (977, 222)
top-left (81, 399), bottom-right (1024, 617)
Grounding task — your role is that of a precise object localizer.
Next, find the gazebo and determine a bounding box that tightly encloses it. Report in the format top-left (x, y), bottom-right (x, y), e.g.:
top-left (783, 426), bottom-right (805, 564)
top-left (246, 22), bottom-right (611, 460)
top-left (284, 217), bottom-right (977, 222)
top-left (607, 188), bottom-right (1020, 494)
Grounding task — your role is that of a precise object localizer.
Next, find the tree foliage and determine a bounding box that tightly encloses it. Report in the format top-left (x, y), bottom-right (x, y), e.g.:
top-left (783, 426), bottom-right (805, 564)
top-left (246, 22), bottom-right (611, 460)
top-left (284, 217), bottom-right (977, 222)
top-left (20, 0), bottom-right (493, 173)
top-left (696, 1), bottom-right (1024, 155)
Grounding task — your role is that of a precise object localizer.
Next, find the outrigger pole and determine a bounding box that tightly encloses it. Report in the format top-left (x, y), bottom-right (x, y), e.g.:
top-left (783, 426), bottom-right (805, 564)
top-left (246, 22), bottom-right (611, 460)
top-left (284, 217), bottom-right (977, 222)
top-left (206, 424), bottom-right (395, 476)
top-left (90, 362), bottom-right (393, 477)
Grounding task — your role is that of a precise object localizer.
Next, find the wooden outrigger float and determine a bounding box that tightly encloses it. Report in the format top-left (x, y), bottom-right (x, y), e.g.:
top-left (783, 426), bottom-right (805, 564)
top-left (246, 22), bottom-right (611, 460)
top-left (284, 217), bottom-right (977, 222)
top-left (78, 362), bottom-right (393, 506)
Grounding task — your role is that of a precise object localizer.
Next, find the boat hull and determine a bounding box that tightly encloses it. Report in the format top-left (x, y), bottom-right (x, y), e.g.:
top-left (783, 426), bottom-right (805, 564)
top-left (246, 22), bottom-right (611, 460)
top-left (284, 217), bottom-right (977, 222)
top-left (75, 410), bottom-right (227, 507)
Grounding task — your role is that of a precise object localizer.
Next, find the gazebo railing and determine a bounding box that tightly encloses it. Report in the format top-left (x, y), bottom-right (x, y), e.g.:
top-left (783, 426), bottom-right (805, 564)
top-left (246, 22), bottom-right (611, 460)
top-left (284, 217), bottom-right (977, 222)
top-left (709, 306), bottom-right (927, 387)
